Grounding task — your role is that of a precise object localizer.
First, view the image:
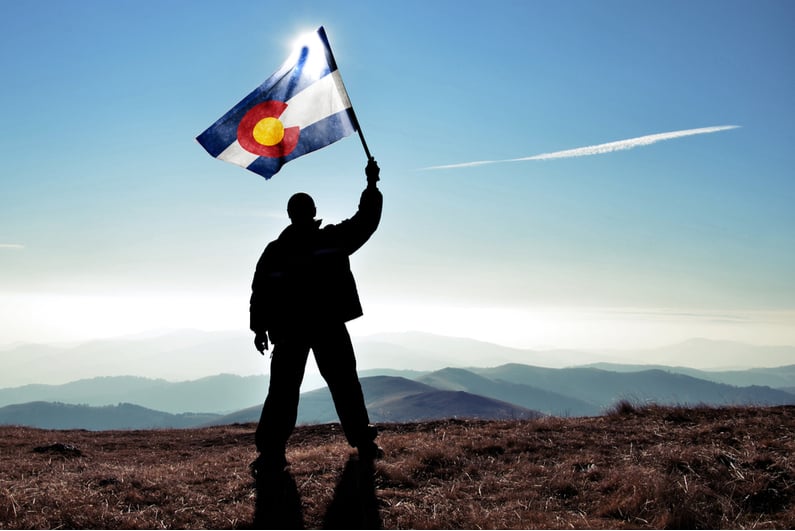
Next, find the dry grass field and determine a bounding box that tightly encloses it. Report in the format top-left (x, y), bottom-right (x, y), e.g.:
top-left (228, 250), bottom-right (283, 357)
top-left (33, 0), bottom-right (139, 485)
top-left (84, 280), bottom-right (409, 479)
top-left (1, 404), bottom-right (793, 529)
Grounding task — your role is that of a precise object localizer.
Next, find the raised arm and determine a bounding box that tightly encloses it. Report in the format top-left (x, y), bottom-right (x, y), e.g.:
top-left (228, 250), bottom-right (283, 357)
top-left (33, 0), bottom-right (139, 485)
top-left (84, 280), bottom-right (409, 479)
top-left (325, 160), bottom-right (383, 254)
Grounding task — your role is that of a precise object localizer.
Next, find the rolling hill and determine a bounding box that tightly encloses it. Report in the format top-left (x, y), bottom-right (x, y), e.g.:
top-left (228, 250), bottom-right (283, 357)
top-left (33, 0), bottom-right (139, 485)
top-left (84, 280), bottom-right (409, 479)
top-left (206, 376), bottom-right (542, 427)
top-left (470, 364), bottom-right (795, 410)
top-left (585, 362), bottom-right (795, 389)
top-left (1, 361), bottom-right (794, 430)
top-left (418, 367), bottom-right (597, 416)
top-left (0, 376), bottom-right (543, 430)
top-left (4, 331), bottom-right (795, 389)
top-left (0, 374), bottom-right (269, 414)
top-left (0, 401), bottom-right (218, 430)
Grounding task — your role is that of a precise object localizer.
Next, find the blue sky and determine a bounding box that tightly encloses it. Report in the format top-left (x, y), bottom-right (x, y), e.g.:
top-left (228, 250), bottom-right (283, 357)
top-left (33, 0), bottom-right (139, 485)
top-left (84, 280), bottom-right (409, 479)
top-left (1, 0), bottom-right (794, 354)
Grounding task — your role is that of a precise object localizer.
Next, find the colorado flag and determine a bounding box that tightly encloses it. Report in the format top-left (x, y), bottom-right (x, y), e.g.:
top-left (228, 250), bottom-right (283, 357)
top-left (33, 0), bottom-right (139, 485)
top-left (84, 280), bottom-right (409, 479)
top-left (196, 27), bottom-right (357, 179)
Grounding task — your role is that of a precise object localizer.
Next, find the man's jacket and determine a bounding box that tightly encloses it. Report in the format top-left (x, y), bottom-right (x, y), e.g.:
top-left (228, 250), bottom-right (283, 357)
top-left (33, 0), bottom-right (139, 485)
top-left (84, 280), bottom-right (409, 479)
top-left (249, 186), bottom-right (382, 344)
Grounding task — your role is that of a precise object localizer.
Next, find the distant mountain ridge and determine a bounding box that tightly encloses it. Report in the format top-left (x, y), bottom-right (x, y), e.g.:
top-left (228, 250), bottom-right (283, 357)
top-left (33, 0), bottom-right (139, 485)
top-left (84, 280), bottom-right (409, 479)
top-left (3, 359), bottom-right (795, 419)
top-left (3, 330), bottom-right (795, 388)
top-left (584, 362), bottom-right (795, 389)
top-left (418, 367), bottom-right (594, 416)
top-left (1, 363), bottom-right (793, 430)
top-left (0, 374), bottom-right (269, 414)
top-left (2, 330), bottom-right (794, 430)
top-left (0, 401), bottom-right (218, 430)
top-left (471, 364), bottom-right (795, 413)
top-left (0, 375), bottom-right (543, 430)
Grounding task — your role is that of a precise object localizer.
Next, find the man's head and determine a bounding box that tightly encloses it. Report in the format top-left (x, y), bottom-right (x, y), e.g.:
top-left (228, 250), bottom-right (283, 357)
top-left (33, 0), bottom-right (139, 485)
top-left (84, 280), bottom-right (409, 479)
top-left (287, 192), bottom-right (316, 224)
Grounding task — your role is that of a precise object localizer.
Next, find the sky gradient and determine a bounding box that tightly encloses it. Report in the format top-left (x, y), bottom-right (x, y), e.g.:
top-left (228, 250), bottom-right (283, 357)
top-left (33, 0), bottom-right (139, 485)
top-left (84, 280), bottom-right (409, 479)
top-left (1, 1), bottom-right (794, 360)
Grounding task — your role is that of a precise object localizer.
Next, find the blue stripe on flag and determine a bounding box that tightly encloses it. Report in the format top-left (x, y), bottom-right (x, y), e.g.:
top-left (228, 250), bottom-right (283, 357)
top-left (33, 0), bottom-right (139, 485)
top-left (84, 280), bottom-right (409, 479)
top-left (316, 27), bottom-right (338, 72)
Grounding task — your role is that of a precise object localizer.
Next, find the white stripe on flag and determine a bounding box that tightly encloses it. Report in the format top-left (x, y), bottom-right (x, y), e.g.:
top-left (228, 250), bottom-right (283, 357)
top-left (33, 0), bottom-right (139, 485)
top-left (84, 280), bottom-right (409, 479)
top-left (218, 140), bottom-right (259, 167)
top-left (280, 71), bottom-right (352, 129)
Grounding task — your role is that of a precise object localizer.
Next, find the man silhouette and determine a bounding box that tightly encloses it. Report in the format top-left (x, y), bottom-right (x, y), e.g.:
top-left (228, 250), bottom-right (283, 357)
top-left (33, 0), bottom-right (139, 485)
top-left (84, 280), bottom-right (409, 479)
top-left (250, 159), bottom-right (383, 474)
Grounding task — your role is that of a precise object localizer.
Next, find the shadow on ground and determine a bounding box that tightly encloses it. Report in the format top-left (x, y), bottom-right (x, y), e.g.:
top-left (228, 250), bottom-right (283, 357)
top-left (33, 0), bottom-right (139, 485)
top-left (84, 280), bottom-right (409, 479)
top-left (253, 455), bottom-right (381, 530)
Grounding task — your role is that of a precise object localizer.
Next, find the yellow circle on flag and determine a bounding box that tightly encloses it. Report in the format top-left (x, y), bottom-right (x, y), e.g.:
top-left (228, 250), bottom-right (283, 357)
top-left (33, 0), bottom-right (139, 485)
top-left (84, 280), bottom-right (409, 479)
top-left (253, 117), bottom-right (285, 146)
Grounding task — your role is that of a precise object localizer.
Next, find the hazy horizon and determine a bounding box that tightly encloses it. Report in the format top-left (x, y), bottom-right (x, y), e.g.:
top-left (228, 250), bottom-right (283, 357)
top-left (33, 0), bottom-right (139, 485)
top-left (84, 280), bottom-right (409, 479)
top-left (3, 327), bottom-right (794, 391)
top-left (5, 322), bottom-right (795, 351)
top-left (1, 297), bottom-right (794, 352)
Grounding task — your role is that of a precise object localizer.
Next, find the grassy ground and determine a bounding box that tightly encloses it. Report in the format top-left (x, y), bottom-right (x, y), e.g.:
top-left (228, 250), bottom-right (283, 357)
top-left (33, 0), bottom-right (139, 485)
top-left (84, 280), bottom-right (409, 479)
top-left (1, 404), bottom-right (793, 529)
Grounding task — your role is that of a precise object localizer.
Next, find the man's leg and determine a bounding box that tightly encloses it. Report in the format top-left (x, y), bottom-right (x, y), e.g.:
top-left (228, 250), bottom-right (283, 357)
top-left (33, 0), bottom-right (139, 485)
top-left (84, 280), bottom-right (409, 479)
top-left (312, 322), bottom-right (380, 457)
top-left (255, 340), bottom-right (310, 461)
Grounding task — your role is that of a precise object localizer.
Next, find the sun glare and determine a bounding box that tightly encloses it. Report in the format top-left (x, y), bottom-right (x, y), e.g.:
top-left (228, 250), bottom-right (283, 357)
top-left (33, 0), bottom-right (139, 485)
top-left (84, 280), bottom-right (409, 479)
top-left (0, 293), bottom-right (245, 344)
top-left (282, 27), bottom-right (330, 79)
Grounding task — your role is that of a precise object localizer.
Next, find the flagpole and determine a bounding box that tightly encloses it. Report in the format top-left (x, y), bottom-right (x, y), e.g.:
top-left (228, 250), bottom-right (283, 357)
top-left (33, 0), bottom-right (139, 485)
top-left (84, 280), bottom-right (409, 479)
top-left (320, 27), bottom-right (374, 162)
top-left (350, 108), bottom-right (373, 161)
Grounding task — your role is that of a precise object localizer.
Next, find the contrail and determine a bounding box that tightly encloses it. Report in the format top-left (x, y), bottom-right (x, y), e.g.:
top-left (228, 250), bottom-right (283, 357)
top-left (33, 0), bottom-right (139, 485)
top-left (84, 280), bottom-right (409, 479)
top-left (0, 244), bottom-right (24, 249)
top-left (423, 125), bottom-right (740, 170)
